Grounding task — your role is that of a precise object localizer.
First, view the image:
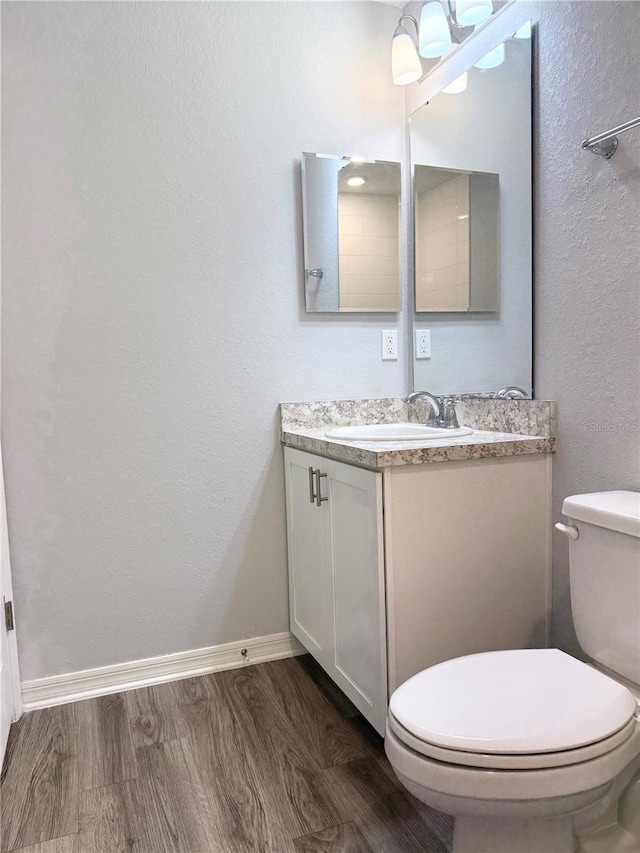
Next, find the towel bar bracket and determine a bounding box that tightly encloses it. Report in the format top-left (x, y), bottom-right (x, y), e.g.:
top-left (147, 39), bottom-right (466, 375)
top-left (581, 115), bottom-right (640, 159)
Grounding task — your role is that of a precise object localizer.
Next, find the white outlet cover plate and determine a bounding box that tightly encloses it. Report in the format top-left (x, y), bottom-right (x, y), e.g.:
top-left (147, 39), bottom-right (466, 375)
top-left (382, 329), bottom-right (398, 360)
top-left (416, 329), bottom-right (431, 359)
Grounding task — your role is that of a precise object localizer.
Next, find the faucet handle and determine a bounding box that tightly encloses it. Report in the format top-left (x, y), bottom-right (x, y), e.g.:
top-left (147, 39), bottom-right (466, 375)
top-left (440, 396), bottom-right (460, 429)
top-left (495, 386), bottom-right (527, 399)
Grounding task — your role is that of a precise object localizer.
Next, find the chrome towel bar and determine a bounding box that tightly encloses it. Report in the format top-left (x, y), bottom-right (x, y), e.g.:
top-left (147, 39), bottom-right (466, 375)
top-left (582, 116), bottom-right (640, 159)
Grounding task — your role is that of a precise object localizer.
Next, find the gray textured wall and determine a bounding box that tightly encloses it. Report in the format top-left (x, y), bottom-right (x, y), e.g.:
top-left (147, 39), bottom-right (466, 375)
top-left (2, 0), bottom-right (638, 683)
top-left (533, 1), bottom-right (640, 652)
top-left (2, 1), bottom-right (406, 680)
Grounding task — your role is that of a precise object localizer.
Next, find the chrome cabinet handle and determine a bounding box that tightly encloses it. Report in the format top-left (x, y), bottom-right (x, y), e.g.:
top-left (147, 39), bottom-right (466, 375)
top-left (307, 466), bottom-right (328, 507)
top-left (308, 466), bottom-right (317, 504)
top-left (316, 471), bottom-right (328, 507)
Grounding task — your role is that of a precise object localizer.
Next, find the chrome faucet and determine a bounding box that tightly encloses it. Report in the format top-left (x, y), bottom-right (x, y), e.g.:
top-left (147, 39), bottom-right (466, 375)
top-left (406, 391), bottom-right (440, 425)
top-left (406, 391), bottom-right (460, 429)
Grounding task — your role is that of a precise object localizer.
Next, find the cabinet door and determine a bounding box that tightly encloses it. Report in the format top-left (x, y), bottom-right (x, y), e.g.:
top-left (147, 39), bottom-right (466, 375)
top-left (384, 455), bottom-right (552, 693)
top-left (324, 459), bottom-right (387, 734)
top-left (284, 447), bottom-right (331, 669)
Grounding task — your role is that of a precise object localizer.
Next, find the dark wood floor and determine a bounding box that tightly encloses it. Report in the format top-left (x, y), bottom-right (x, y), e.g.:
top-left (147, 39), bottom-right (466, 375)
top-left (0, 655), bottom-right (453, 853)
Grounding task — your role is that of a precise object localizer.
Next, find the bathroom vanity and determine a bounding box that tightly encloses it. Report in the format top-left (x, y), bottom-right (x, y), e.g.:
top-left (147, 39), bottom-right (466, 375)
top-left (281, 398), bottom-right (555, 735)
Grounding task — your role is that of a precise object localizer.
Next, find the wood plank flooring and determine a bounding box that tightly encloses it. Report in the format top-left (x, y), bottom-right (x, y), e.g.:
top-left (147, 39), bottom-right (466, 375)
top-left (1, 655), bottom-right (453, 853)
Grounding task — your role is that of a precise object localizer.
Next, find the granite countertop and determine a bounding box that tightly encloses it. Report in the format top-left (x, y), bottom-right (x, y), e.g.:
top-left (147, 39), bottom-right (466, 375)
top-left (280, 397), bottom-right (556, 468)
top-left (281, 425), bottom-right (554, 468)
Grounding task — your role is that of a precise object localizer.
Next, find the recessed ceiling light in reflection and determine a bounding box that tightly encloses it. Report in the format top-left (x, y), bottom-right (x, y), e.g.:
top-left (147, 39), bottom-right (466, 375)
top-left (347, 176), bottom-right (367, 187)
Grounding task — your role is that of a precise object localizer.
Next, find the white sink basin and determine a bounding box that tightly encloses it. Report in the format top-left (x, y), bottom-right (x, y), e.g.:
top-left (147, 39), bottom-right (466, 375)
top-left (324, 423), bottom-right (473, 442)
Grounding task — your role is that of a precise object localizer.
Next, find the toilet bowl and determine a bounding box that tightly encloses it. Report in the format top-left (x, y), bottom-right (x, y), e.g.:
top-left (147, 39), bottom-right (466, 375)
top-left (385, 648), bottom-right (640, 852)
top-left (385, 491), bottom-right (640, 853)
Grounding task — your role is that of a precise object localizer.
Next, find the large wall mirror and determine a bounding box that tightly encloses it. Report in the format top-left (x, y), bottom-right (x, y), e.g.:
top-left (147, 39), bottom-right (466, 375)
top-left (302, 153), bottom-right (401, 313)
top-left (411, 23), bottom-right (533, 395)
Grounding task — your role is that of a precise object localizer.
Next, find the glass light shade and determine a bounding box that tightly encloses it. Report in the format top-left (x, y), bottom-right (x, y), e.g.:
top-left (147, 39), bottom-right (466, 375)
top-left (443, 72), bottom-right (468, 94)
top-left (513, 21), bottom-right (532, 39)
top-left (392, 29), bottom-right (422, 86)
top-left (474, 40), bottom-right (505, 69)
top-left (346, 176), bottom-right (367, 187)
top-left (455, 0), bottom-right (493, 27)
top-left (419, 2), bottom-right (452, 59)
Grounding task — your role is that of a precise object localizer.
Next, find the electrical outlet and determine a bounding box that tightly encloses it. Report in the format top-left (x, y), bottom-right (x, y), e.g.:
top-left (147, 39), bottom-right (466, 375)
top-left (382, 329), bottom-right (398, 360)
top-left (415, 329), bottom-right (431, 359)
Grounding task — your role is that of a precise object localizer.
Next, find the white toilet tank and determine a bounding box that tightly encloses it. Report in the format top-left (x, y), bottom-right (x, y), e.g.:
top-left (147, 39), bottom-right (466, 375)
top-left (562, 491), bottom-right (640, 687)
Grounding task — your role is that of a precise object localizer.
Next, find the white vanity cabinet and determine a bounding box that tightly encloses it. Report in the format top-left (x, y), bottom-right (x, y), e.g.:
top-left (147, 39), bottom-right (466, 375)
top-left (284, 447), bottom-right (387, 733)
top-left (284, 445), bottom-right (551, 736)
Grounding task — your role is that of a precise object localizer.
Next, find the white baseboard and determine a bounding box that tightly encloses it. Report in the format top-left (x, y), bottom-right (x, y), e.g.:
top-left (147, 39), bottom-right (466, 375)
top-left (21, 631), bottom-right (306, 712)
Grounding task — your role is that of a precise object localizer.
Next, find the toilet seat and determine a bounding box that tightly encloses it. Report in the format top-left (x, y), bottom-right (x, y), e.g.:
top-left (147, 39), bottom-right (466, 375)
top-left (389, 648), bottom-right (638, 758)
top-left (388, 711), bottom-right (638, 770)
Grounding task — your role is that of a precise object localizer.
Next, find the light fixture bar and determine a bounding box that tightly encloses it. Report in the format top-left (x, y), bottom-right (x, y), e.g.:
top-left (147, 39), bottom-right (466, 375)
top-left (581, 116), bottom-right (640, 158)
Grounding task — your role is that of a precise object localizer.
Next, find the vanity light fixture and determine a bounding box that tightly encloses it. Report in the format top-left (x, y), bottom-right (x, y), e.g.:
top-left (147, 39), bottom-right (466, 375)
top-left (346, 176), bottom-right (367, 187)
top-left (473, 38), bottom-right (504, 69)
top-left (442, 72), bottom-right (468, 94)
top-left (392, 0), bottom-right (495, 85)
top-left (418, 3), bottom-right (452, 59)
top-left (455, 0), bottom-right (493, 27)
top-left (392, 15), bottom-right (423, 85)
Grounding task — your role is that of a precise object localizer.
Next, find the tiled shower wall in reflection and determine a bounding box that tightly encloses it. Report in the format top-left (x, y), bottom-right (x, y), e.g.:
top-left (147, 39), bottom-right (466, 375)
top-left (338, 193), bottom-right (400, 312)
top-left (415, 174), bottom-right (470, 312)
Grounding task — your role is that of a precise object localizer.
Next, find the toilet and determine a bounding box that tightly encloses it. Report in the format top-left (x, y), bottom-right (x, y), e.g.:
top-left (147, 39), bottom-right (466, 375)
top-left (385, 491), bottom-right (640, 853)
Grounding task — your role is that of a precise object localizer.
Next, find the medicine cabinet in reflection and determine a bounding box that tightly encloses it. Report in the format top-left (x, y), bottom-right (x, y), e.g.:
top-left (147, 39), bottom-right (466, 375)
top-left (414, 165), bottom-right (499, 312)
top-left (302, 153), bottom-right (401, 313)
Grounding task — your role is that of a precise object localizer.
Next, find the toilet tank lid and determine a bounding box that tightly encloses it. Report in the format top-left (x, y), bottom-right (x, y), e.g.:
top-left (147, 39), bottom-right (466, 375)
top-left (563, 491), bottom-right (640, 538)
